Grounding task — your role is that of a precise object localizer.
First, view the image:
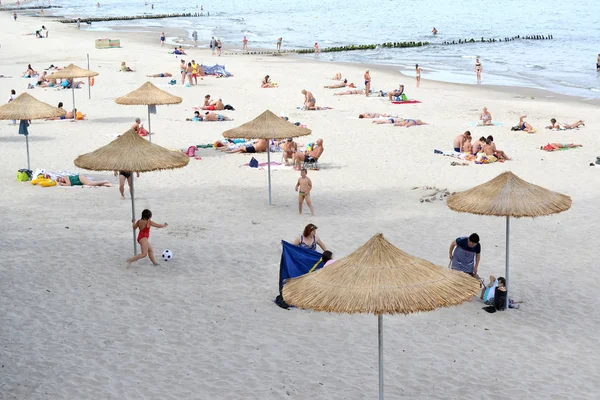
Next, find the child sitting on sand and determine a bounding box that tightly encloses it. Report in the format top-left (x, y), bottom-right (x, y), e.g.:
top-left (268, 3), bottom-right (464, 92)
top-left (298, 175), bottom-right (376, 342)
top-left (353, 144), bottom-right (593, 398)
top-left (295, 168), bottom-right (315, 216)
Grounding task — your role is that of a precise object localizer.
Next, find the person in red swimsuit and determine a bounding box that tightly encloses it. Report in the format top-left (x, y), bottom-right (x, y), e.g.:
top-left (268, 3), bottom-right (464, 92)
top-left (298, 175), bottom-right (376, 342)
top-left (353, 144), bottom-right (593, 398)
top-left (126, 209), bottom-right (168, 266)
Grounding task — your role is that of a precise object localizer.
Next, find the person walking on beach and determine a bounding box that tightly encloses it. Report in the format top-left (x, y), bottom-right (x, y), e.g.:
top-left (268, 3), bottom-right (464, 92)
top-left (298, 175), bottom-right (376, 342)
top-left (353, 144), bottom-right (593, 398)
top-left (296, 169), bottom-right (315, 216)
top-left (13, 11), bottom-right (17, 21)
top-left (216, 38), bottom-right (222, 56)
top-left (277, 37), bottom-right (283, 51)
top-left (77, 18), bottom-right (81, 29)
top-left (126, 209), bottom-right (168, 266)
top-left (314, 42), bottom-right (319, 56)
top-left (160, 32), bottom-right (165, 46)
top-left (242, 36), bottom-right (248, 53)
top-left (449, 233), bottom-right (481, 277)
top-left (210, 36), bottom-right (216, 55)
top-left (415, 64), bottom-right (422, 87)
top-left (114, 171), bottom-right (139, 200)
top-left (475, 58), bottom-right (482, 83)
top-left (364, 69), bottom-right (371, 96)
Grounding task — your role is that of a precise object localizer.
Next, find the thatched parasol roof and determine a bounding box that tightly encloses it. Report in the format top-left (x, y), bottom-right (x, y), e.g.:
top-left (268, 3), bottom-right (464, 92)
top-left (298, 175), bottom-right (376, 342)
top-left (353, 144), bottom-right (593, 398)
top-left (447, 171), bottom-right (572, 218)
top-left (283, 233), bottom-right (479, 315)
top-left (48, 63), bottom-right (99, 79)
top-left (0, 93), bottom-right (66, 120)
top-left (223, 110), bottom-right (312, 139)
top-left (115, 82), bottom-right (182, 106)
top-left (74, 128), bottom-right (189, 173)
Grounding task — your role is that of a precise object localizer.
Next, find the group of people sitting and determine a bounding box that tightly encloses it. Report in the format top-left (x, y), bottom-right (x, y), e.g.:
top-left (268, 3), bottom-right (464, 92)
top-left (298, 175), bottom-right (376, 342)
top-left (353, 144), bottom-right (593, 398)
top-left (454, 131), bottom-right (510, 162)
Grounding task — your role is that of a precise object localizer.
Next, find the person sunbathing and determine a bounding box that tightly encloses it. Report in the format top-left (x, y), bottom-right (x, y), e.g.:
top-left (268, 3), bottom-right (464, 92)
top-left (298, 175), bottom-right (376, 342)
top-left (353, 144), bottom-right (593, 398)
top-left (301, 89), bottom-right (316, 109)
top-left (147, 72), bottom-right (173, 77)
top-left (546, 118), bottom-right (585, 130)
top-left (472, 136), bottom-right (486, 154)
top-left (372, 117), bottom-right (403, 124)
top-left (202, 98), bottom-right (224, 111)
top-left (132, 118), bottom-right (149, 136)
top-left (186, 111), bottom-right (204, 121)
top-left (228, 138), bottom-right (268, 153)
top-left (541, 143), bottom-right (582, 151)
top-left (293, 139), bottom-right (323, 169)
top-left (486, 136), bottom-right (511, 160)
top-left (24, 64), bottom-right (37, 78)
top-left (332, 73), bottom-right (343, 80)
top-left (358, 112), bottom-right (398, 119)
top-left (120, 62), bottom-right (135, 72)
top-left (334, 89), bottom-right (365, 95)
top-left (281, 138), bottom-right (298, 165)
top-left (56, 175), bottom-right (112, 187)
top-left (261, 75), bottom-right (277, 88)
top-left (204, 111), bottom-right (232, 121)
top-left (518, 115), bottom-right (535, 132)
top-left (387, 84), bottom-right (405, 101)
top-left (64, 78), bottom-right (85, 89)
top-left (36, 71), bottom-right (49, 87)
top-left (395, 119), bottom-right (427, 127)
top-left (480, 107), bottom-right (492, 125)
top-left (479, 139), bottom-right (498, 163)
top-left (324, 79), bottom-right (353, 89)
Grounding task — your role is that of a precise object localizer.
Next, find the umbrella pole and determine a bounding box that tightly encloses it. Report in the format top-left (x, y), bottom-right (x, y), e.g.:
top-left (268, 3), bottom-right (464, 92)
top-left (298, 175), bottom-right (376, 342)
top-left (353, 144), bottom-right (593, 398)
top-left (147, 106), bottom-right (152, 143)
top-left (505, 216), bottom-right (510, 310)
top-left (71, 85), bottom-right (76, 121)
top-left (87, 54), bottom-right (91, 100)
top-left (267, 141), bottom-right (272, 205)
top-left (131, 174), bottom-right (137, 255)
top-left (378, 314), bottom-right (384, 400)
top-left (25, 133), bottom-right (30, 170)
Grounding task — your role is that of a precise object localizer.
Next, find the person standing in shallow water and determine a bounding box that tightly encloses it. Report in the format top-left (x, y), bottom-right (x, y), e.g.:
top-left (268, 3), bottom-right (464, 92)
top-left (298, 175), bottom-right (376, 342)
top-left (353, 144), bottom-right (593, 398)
top-left (242, 36), bottom-right (248, 52)
top-left (475, 58), bottom-right (482, 83)
top-left (415, 64), bottom-right (422, 87)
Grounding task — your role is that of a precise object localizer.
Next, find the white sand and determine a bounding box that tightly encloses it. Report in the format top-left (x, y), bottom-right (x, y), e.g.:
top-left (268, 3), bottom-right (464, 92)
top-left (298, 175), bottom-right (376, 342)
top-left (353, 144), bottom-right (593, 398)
top-left (1, 10), bottom-right (599, 399)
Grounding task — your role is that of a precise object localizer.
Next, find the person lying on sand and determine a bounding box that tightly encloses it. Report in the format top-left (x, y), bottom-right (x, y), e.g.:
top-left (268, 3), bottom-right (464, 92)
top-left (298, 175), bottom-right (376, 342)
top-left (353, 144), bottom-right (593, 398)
top-left (480, 107), bottom-right (492, 125)
top-left (56, 175), bottom-right (112, 187)
top-left (324, 79), bottom-right (354, 89)
top-left (261, 75), bottom-right (277, 88)
top-left (202, 98), bottom-right (224, 111)
top-left (147, 72), bottom-right (173, 77)
top-left (387, 84), bottom-right (405, 101)
top-left (293, 139), bottom-right (323, 169)
top-left (227, 138), bottom-right (268, 153)
top-left (334, 89), bottom-right (365, 96)
top-left (372, 117), bottom-right (404, 124)
top-left (203, 111), bottom-right (233, 121)
top-left (281, 138), bottom-right (298, 165)
top-left (301, 89), bottom-right (316, 109)
top-left (518, 115), bottom-right (535, 132)
top-left (120, 62), bottom-right (135, 72)
top-left (394, 118), bottom-right (427, 127)
top-left (186, 111), bottom-right (204, 121)
top-left (358, 112), bottom-right (399, 119)
top-left (546, 118), bottom-right (585, 130)
top-left (541, 143), bottom-right (582, 151)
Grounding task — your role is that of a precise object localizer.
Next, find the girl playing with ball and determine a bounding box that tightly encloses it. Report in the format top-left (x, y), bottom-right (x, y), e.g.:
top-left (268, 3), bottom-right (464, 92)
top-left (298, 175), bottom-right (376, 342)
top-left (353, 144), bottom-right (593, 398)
top-left (126, 209), bottom-right (168, 266)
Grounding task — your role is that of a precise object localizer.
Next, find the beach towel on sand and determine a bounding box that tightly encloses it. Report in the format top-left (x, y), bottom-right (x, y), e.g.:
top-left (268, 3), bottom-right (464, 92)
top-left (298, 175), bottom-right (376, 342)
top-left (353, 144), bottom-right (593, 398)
top-left (297, 106), bottom-right (333, 110)
top-left (391, 100), bottom-right (421, 104)
top-left (275, 240), bottom-right (324, 309)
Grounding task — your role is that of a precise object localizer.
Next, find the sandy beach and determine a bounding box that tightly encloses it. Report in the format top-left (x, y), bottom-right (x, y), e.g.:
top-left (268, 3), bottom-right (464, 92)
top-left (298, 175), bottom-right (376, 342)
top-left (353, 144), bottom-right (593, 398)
top-left (1, 8), bottom-right (599, 399)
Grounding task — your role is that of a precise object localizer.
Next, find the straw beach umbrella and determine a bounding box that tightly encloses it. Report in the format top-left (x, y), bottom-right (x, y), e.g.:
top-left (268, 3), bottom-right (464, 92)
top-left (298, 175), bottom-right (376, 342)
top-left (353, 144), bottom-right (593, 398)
top-left (49, 64), bottom-right (99, 119)
top-left (283, 233), bottom-right (479, 399)
top-left (115, 82), bottom-right (182, 143)
top-left (223, 110), bottom-right (312, 205)
top-left (447, 171), bottom-right (571, 308)
top-left (74, 128), bottom-right (189, 255)
top-left (0, 93), bottom-right (66, 170)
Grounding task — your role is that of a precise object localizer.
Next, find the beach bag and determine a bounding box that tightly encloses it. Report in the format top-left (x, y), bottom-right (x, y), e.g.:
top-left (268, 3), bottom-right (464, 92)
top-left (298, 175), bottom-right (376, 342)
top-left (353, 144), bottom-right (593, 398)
top-left (76, 111), bottom-right (84, 120)
top-left (249, 157), bottom-right (259, 168)
top-left (185, 146), bottom-right (197, 157)
top-left (224, 104), bottom-right (235, 110)
top-left (511, 125), bottom-right (521, 131)
top-left (17, 169), bottom-right (32, 182)
top-left (401, 93), bottom-right (408, 101)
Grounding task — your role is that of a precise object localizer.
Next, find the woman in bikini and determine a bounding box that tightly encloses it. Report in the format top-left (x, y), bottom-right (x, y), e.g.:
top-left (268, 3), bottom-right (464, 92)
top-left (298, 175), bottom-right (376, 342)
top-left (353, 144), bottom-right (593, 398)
top-left (372, 117), bottom-right (404, 124)
top-left (364, 69), bottom-right (371, 97)
top-left (395, 119), bottom-right (427, 127)
top-left (358, 112), bottom-right (397, 119)
top-left (186, 62), bottom-right (193, 85)
top-left (293, 223), bottom-right (327, 252)
top-left (56, 174), bottom-right (112, 187)
top-left (126, 209), bottom-right (168, 266)
top-left (180, 59), bottom-right (186, 85)
top-left (546, 118), bottom-right (585, 130)
top-left (480, 107), bottom-right (492, 125)
top-left (475, 58), bottom-right (482, 83)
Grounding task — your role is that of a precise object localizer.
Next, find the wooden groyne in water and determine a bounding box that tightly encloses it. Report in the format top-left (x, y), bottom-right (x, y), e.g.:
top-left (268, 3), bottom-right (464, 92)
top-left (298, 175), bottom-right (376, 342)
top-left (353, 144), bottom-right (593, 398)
top-left (58, 13), bottom-right (208, 23)
top-left (0, 5), bottom-right (62, 10)
top-left (442, 35), bottom-right (553, 44)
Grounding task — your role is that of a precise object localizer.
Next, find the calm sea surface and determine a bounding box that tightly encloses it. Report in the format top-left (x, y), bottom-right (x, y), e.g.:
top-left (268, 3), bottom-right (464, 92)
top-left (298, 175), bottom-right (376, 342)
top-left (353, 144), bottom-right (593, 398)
top-left (43, 0), bottom-right (600, 98)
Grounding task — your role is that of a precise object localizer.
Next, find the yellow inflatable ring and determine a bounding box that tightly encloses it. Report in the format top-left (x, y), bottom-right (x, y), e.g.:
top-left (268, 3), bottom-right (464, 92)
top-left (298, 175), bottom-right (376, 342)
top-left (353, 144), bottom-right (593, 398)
top-left (39, 179), bottom-right (56, 187)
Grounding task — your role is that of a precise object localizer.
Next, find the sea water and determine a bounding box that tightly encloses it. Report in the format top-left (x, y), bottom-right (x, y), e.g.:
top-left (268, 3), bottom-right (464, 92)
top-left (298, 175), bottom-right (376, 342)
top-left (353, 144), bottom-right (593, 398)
top-left (44, 0), bottom-right (600, 98)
